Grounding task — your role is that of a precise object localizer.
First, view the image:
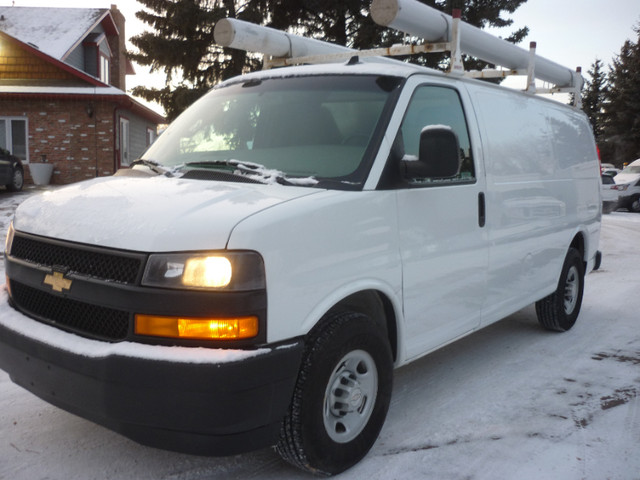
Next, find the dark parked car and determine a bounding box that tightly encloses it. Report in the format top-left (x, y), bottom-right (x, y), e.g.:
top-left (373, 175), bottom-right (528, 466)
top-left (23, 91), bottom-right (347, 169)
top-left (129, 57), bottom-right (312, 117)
top-left (0, 148), bottom-right (24, 192)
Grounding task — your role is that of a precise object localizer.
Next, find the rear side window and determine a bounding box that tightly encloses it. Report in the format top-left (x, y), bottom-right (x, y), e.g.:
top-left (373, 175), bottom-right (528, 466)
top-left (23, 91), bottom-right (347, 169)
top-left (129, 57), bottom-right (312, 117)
top-left (601, 175), bottom-right (615, 184)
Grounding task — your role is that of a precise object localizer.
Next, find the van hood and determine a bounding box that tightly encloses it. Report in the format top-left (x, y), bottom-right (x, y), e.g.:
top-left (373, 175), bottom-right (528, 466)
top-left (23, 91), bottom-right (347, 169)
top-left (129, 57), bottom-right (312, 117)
top-left (614, 172), bottom-right (640, 185)
top-left (13, 176), bottom-right (320, 252)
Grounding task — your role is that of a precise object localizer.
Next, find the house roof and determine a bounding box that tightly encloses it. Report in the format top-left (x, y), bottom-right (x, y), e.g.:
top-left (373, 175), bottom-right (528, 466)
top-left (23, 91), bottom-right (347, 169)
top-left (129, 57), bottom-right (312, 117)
top-left (0, 6), bottom-right (116, 61)
top-left (0, 29), bottom-right (107, 86)
top-left (0, 30), bottom-right (165, 125)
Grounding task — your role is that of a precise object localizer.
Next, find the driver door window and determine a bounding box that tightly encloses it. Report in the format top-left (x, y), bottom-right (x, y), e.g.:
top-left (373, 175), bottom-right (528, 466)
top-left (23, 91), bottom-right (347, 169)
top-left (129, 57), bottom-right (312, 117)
top-left (396, 85), bottom-right (475, 185)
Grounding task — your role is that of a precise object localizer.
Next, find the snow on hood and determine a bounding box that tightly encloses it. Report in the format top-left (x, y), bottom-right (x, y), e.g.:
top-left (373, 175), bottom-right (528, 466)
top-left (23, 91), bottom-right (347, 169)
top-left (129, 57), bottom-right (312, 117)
top-left (614, 172), bottom-right (640, 185)
top-left (13, 176), bottom-right (320, 252)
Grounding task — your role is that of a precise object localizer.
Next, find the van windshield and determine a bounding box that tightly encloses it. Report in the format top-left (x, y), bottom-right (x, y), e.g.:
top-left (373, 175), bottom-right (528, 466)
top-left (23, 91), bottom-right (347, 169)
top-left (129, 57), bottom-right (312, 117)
top-left (141, 75), bottom-right (402, 189)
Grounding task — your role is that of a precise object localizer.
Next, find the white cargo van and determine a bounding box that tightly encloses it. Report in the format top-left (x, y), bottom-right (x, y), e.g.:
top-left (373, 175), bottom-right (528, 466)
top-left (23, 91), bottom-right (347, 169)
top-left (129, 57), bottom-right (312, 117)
top-left (1, 4), bottom-right (601, 476)
top-left (614, 158), bottom-right (640, 212)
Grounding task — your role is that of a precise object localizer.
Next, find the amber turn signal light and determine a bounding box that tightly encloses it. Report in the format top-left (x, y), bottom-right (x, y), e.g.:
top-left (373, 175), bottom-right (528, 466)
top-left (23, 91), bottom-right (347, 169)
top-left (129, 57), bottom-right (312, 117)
top-left (135, 314), bottom-right (259, 340)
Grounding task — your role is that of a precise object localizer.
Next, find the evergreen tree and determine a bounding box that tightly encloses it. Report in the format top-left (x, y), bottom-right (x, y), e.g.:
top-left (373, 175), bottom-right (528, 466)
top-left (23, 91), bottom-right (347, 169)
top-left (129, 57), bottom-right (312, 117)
top-left (269, 0), bottom-right (529, 71)
top-left (603, 24), bottom-right (640, 165)
top-left (130, 0), bottom-right (529, 119)
top-left (129, 0), bottom-right (267, 121)
top-left (581, 59), bottom-right (608, 145)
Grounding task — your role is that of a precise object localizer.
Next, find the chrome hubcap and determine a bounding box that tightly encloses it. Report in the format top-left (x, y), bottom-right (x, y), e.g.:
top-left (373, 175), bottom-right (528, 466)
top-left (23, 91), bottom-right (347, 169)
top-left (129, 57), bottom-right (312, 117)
top-left (323, 349), bottom-right (377, 443)
top-left (563, 265), bottom-right (579, 315)
top-left (13, 169), bottom-right (23, 189)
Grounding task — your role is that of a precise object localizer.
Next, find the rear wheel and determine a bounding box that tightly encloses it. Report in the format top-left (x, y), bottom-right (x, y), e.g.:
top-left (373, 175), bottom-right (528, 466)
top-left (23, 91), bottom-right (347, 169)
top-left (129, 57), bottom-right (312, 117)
top-left (535, 248), bottom-right (584, 331)
top-left (276, 311), bottom-right (393, 476)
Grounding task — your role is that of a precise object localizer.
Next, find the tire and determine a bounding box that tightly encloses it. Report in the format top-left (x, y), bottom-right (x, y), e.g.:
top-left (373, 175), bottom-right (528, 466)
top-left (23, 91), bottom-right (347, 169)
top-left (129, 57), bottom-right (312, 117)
top-left (630, 195), bottom-right (640, 213)
top-left (535, 248), bottom-right (584, 332)
top-left (602, 202), bottom-right (616, 214)
top-left (6, 166), bottom-right (24, 192)
top-left (276, 311), bottom-right (393, 476)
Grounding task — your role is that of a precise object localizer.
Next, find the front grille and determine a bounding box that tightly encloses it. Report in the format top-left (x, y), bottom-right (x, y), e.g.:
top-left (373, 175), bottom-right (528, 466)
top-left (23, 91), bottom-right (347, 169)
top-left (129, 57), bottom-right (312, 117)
top-left (10, 234), bottom-right (143, 284)
top-left (10, 280), bottom-right (130, 341)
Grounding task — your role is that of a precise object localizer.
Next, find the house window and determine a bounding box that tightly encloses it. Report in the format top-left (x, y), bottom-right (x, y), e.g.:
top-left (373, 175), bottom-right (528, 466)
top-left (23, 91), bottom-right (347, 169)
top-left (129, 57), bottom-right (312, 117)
top-left (100, 54), bottom-right (110, 85)
top-left (119, 117), bottom-right (130, 166)
top-left (146, 127), bottom-right (156, 147)
top-left (0, 117), bottom-right (28, 162)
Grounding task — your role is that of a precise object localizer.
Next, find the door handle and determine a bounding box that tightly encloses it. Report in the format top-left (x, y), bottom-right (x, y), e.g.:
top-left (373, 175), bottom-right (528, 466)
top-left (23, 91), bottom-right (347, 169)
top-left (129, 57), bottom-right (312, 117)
top-left (478, 192), bottom-right (486, 228)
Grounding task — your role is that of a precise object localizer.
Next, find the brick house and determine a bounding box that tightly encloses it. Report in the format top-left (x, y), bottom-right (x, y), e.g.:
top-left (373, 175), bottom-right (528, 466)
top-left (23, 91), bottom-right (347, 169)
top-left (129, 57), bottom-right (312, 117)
top-left (0, 5), bottom-right (165, 185)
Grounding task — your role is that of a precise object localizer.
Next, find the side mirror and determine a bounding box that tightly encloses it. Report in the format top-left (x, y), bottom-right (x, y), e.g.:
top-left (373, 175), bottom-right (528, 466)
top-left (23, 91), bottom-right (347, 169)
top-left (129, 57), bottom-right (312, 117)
top-left (402, 126), bottom-right (461, 179)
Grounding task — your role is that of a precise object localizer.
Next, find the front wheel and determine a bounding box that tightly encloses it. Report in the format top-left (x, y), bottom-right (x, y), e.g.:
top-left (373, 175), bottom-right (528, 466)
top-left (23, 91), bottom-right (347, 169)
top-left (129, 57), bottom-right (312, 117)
top-left (6, 167), bottom-right (23, 192)
top-left (276, 311), bottom-right (393, 476)
top-left (629, 195), bottom-right (640, 213)
top-left (535, 248), bottom-right (584, 331)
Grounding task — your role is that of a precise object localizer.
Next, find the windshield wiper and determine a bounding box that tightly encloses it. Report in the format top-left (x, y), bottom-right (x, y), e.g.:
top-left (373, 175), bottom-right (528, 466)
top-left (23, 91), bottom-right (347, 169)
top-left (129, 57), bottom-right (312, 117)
top-left (131, 159), bottom-right (172, 176)
top-left (182, 159), bottom-right (320, 186)
top-left (182, 159), bottom-right (313, 186)
top-left (184, 160), bottom-right (240, 168)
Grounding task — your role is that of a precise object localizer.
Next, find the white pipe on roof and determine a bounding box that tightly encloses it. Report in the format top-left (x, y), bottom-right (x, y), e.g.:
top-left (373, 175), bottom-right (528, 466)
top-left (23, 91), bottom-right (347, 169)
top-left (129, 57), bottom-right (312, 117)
top-left (214, 18), bottom-right (355, 59)
top-left (370, 0), bottom-right (583, 89)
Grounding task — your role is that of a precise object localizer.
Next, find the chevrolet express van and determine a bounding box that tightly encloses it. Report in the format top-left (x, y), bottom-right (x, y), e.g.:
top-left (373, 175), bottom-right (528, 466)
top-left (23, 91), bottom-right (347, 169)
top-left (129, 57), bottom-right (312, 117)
top-left (1, 58), bottom-right (601, 475)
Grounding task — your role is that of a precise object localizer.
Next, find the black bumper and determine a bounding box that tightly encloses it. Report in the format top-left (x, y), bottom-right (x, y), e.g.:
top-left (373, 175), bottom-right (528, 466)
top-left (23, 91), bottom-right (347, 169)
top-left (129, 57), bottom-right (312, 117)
top-left (0, 315), bottom-right (304, 455)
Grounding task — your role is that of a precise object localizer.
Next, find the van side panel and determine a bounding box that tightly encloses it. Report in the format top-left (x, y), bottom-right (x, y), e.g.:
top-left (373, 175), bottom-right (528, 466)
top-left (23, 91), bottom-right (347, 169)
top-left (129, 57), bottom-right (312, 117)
top-left (227, 190), bottom-right (404, 345)
top-left (467, 85), bottom-right (600, 326)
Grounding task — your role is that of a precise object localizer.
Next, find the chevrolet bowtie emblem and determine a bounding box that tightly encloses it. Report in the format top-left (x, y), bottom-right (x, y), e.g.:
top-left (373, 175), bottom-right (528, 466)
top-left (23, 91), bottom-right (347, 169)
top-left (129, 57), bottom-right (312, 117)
top-left (44, 271), bottom-right (72, 293)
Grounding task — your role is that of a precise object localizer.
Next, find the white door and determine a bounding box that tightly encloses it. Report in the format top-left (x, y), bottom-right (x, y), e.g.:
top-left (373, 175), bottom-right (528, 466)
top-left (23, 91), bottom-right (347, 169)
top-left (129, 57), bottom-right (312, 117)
top-left (119, 117), bottom-right (130, 167)
top-left (390, 84), bottom-right (489, 360)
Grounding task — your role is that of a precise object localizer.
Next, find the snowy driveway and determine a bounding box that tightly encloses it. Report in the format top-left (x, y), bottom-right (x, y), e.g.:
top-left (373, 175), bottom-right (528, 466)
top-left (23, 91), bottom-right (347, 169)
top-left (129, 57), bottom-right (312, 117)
top-left (1, 187), bottom-right (639, 480)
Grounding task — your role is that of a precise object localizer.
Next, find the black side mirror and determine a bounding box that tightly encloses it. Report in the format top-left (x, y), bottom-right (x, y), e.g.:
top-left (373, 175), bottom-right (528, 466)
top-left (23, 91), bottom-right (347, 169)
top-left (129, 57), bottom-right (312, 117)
top-left (402, 126), bottom-right (461, 179)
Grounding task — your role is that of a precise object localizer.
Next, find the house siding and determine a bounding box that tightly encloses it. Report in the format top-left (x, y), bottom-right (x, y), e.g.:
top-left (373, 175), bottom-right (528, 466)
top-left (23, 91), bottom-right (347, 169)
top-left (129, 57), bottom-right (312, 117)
top-left (0, 97), bottom-right (117, 184)
top-left (83, 45), bottom-right (97, 78)
top-left (0, 39), bottom-right (76, 81)
top-left (115, 109), bottom-right (157, 167)
top-left (129, 111), bottom-right (155, 157)
top-left (65, 44), bottom-right (85, 72)
top-left (99, 39), bottom-right (110, 56)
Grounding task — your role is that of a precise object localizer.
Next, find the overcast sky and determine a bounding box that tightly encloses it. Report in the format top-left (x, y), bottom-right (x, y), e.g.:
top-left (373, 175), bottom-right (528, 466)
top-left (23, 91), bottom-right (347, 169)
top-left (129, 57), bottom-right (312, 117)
top-left (2, 0), bottom-right (640, 113)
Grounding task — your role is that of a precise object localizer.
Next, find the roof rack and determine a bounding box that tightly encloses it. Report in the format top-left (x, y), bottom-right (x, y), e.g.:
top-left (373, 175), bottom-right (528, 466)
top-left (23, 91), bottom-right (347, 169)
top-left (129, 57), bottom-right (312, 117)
top-left (214, 0), bottom-right (584, 108)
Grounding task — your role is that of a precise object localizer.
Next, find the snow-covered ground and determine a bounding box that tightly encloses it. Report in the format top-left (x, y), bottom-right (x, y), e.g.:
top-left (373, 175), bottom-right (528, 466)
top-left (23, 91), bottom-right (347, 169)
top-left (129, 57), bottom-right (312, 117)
top-left (1, 186), bottom-right (639, 480)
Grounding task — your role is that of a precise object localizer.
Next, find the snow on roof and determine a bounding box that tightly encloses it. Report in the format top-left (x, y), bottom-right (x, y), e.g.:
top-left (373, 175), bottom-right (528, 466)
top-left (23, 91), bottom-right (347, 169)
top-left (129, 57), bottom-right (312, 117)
top-left (0, 85), bottom-right (124, 96)
top-left (0, 6), bottom-right (110, 60)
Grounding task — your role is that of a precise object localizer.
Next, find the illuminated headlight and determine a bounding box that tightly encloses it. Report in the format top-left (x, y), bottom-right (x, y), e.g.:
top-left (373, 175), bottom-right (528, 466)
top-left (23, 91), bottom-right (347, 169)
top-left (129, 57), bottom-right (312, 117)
top-left (142, 251), bottom-right (265, 290)
top-left (183, 256), bottom-right (232, 288)
top-left (5, 222), bottom-right (15, 256)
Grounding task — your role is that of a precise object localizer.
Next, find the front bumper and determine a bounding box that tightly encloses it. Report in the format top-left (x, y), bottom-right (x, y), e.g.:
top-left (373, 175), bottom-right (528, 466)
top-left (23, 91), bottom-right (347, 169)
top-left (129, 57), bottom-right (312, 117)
top-left (0, 307), bottom-right (304, 455)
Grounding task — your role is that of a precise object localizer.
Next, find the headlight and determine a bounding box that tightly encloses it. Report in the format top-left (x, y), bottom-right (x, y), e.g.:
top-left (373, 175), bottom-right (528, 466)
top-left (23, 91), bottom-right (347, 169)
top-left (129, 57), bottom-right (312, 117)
top-left (183, 256), bottom-right (232, 288)
top-left (142, 251), bottom-right (265, 290)
top-left (5, 222), bottom-right (15, 256)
